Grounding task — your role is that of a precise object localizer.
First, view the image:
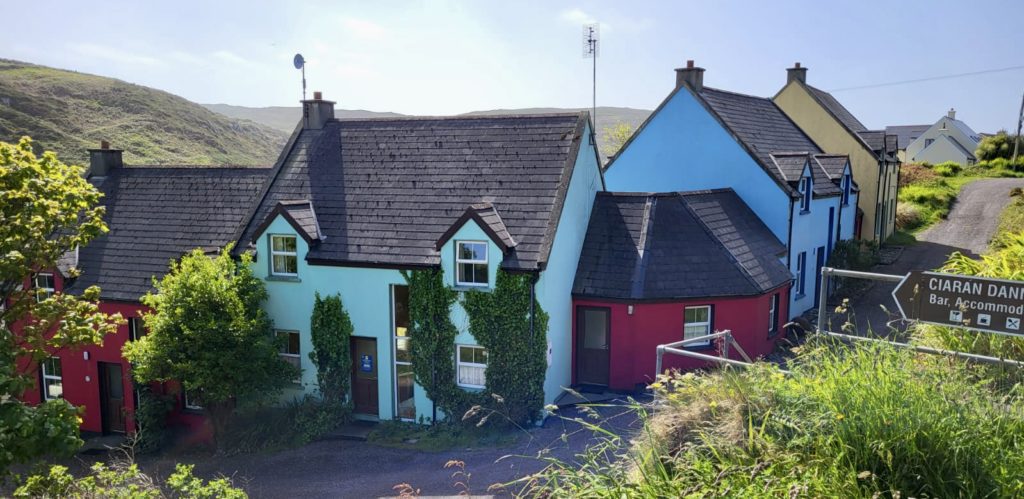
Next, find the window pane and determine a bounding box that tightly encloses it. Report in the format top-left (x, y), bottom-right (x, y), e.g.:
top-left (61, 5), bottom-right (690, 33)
top-left (393, 285), bottom-right (409, 334)
top-left (458, 365), bottom-right (486, 387)
top-left (45, 357), bottom-right (62, 377)
top-left (395, 337), bottom-right (411, 363)
top-left (459, 346), bottom-right (473, 362)
top-left (272, 235), bottom-right (296, 252)
top-left (476, 348), bottom-right (488, 365)
top-left (273, 255), bottom-right (297, 274)
top-left (396, 364), bottom-right (416, 419)
top-left (458, 242), bottom-right (486, 261)
top-left (685, 307), bottom-right (708, 324)
top-left (45, 379), bottom-right (63, 399)
top-left (582, 310), bottom-right (608, 349)
top-left (684, 324), bottom-right (709, 340)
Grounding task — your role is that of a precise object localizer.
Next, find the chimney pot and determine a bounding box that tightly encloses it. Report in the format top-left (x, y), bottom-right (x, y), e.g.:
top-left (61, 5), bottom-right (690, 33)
top-left (787, 62), bottom-right (808, 84)
top-left (675, 60), bottom-right (705, 92)
top-left (301, 92), bottom-right (335, 130)
top-left (313, 91), bottom-right (322, 100)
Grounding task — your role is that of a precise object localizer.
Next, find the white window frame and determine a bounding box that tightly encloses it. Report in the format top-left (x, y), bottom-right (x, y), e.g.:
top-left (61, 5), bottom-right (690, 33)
top-left (768, 293), bottom-right (779, 337)
top-left (40, 357), bottom-right (63, 401)
top-left (269, 234), bottom-right (298, 277)
top-left (455, 241), bottom-right (488, 287)
top-left (128, 316), bottom-right (145, 342)
top-left (33, 272), bottom-right (55, 303)
top-left (799, 176), bottom-right (811, 212)
top-left (183, 389), bottom-right (202, 411)
top-left (456, 344), bottom-right (488, 389)
top-left (796, 252), bottom-right (807, 296)
top-left (683, 305), bottom-right (712, 346)
top-left (276, 330), bottom-right (301, 381)
top-left (392, 285), bottom-right (415, 421)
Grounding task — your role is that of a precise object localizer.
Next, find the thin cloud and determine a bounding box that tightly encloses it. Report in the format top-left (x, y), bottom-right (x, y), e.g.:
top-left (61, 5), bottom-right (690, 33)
top-left (339, 17), bottom-right (388, 40)
top-left (211, 50), bottom-right (251, 66)
top-left (67, 42), bottom-right (162, 66)
top-left (561, 8), bottom-right (596, 25)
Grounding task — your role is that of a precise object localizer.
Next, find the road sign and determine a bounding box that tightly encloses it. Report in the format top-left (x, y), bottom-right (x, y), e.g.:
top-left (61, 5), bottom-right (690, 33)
top-left (892, 270), bottom-right (1024, 336)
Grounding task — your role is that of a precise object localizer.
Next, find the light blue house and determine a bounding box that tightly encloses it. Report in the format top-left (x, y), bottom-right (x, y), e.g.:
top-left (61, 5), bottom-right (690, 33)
top-left (604, 61), bottom-right (857, 317)
top-left (232, 94), bottom-right (603, 422)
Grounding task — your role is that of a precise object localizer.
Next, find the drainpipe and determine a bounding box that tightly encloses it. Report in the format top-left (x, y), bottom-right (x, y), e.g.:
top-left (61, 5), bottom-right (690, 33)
top-left (874, 158), bottom-right (883, 241)
top-left (786, 198), bottom-right (795, 268)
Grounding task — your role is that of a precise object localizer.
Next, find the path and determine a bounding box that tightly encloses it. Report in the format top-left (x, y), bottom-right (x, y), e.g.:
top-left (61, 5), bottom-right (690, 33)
top-left (828, 178), bottom-right (1024, 334)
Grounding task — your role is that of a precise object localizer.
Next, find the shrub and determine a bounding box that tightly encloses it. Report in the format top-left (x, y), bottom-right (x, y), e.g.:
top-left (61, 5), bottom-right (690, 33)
top-left (895, 203), bottom-right (923, 231)
top-left (14, 461), bottom-right (246, 498)
top-left (898, 163), bottom-right (939, 187)
top-left (933, 160), bottom-right (962, 177)
top-left (975, 131), bottom-right (1021, 161)
top-left (221, 396), bottom-right (349, 453)
top-left (132, 387), bottom-right (175, 454)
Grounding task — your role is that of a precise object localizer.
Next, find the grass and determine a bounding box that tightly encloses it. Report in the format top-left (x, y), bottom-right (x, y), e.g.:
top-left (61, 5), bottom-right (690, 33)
top-left (367, 420), bottom-right (518, 452)
top-left (0, 59), bottom-right (286, 166)
top-left (517, 342), bottom-right (1024, 497)
top-left (897, 162), bottom-right (1024, 234)
top-left (991, 189), bottom-right (1024, 251)
top-left (885, 229), bottom-right (917, 246)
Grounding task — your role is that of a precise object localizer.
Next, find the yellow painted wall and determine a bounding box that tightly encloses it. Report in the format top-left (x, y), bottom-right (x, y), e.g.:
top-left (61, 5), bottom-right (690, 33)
top-left (774, 82), bottom-right (893, 241)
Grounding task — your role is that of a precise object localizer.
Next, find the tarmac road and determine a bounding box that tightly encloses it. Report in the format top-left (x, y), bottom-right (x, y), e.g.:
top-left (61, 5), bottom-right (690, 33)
top-left (830, 178), bottom-right (1024, 334)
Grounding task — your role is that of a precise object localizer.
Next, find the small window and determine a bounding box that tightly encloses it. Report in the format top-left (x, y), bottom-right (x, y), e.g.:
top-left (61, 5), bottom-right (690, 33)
top-left (456, 345), bottom-right (488, 389)
top-left (128, 317), bottom-right (146, 342)
top-left (768, 294), bottom-right (780, 337)
top-left (270, 235), bottom-right (298, 276)
top-left (33, 273), bottom-right (55, 303)
top-left (455, 241), bottom-right (488, 287)
top-left (841, 173), bottom-right (851, 206)
top-left (799, 176), bottom-right (811, 212)
top-left (924, 138), bottom-right (934, 148)
top-left (276, 330), bottom-right (301, 380)
top-left (796, 252), bottom-right (807, 296)
top-left (40, 357), bottom-right (63, 400)
top-left (683, 306), bottom-right (712, 346)
top-left (183, 389), bottom-right (202, 411)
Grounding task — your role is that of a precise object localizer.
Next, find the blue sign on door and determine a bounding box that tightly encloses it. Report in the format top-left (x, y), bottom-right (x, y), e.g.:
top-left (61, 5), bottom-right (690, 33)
top-left (360, 354), bottom-right (373, 373)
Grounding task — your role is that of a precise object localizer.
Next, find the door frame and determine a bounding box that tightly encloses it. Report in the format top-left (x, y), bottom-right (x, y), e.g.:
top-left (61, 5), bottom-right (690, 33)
top-left (575, 305), bottom-right (611, 387)
top-left (97, 361), bottom-right (126, 434)
top-left (350, 336), bottom-right (380, 419)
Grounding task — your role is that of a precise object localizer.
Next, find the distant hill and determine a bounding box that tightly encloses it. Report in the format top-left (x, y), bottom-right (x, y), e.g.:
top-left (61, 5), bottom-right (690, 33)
top-left (0, 59), bottom-right (287, 166)
top-left (205, 104), bottom-right (652, 159)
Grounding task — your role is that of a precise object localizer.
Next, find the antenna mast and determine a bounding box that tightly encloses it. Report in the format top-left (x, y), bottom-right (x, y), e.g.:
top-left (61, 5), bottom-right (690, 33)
top-left (582, 23), bottom-right (599, 137)
top-left (293, 53), bottom-right (307, 100)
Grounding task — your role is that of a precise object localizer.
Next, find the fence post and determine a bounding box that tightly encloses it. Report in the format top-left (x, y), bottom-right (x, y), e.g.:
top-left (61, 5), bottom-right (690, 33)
top-left (721, 330), bottom-right (731, 360)
top-left (817, 267), bottom-right (831, 333)
top-left (655, 345), bottom-right (665, 380)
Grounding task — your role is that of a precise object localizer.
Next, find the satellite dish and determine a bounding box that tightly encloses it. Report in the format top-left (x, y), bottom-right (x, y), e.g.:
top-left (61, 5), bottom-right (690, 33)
top-left (293, 53), bottom-right (305, 69)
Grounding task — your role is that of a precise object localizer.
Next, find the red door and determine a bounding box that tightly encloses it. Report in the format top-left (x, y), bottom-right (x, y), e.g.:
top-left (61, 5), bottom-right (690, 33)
top-left (351, 337), bottom-right (379, 416)
top-left (98, 362), bottom-right (126, 434)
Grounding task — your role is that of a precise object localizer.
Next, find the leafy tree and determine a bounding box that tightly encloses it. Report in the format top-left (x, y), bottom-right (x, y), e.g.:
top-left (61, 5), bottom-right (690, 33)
top-left (601, 122), bottom-right (635, 159)
top-left (14, 461), bottom-right (246, 498)
top-left (309, 292), bottom-right (353, 404)
top-left (0, 137), bottom-right (122, 476)
top-left (123, 247), bottom-right (295, 452)
top-left (975, 130), bottom-right (1022, 161)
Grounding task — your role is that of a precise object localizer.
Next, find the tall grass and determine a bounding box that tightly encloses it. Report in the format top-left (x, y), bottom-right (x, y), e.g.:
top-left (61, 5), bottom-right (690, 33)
top-left (518, 342), bottom-right (1024, 497)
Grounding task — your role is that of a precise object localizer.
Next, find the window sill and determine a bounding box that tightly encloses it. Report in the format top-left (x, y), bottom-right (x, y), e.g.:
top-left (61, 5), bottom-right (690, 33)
top-left (454, 285), bottom-right (491, 293)
top-left (457, 384), bottom-right (485, 392)
top-left (799, 209), bottom-right (810, 215)
top-left (266, 275), bottom-right (301, 283)
top-left (682, 343), bottom-right (715, 351)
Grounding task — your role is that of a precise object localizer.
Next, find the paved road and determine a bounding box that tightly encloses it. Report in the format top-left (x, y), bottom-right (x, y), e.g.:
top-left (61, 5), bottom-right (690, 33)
top-left (827, 178), bottom-right (1024, 335)
top-left (134, 402), bottom-right (641, 498)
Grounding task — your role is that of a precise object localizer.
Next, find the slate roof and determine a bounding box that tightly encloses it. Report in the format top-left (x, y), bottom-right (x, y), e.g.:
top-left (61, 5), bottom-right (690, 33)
top-left (857, 130), bottom-right (885, 152)
top-left (814, 154), bottom-right (849, 180)
top-left (235, 113), bottom-right (589, 271)
top-left (278, 200), bottom-right (323, 241)
top-left (64, 166), bottom-right (271, 302)
top-left (885, 125), bottom-right (929, 149)
top-left (573, 189), bottom-right (791, 300)
top-left (768, 152), bottom-right (843, 196)
top-left (698, 87), bottom-right (830, 197)
top-left (435, 202), bottom-right (517, 251)
top-left (806, 85), bottom-right (868, 132)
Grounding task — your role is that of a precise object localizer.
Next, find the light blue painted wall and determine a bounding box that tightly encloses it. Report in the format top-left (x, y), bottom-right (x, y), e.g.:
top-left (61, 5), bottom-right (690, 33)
top-left (840, 192), bottom-right (858, 240)
top-left (604, 88), bottom-right (791, 241)
top-left (536, 124), bottom-right (603, 405)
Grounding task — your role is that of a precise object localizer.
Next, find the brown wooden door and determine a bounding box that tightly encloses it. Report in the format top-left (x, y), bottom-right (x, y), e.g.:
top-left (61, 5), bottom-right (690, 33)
top-left (351, 337), bottom-right (379, 416)
top-left (576, 307), bottom-right (610, 386)
top-left (98, 362), bottom-right (126, 434)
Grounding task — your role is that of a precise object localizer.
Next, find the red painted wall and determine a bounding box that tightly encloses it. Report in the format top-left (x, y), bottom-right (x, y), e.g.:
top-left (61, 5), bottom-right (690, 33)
top-left (572, 285), bottom-right (791, 391)
top-left (17, 273), bottom-right (206, 438)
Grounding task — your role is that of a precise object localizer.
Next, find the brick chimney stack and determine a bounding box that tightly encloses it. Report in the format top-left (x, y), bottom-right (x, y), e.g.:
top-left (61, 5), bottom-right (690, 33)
top-left (301, 90), bottom-right (336, 130)
top-left (787, 62), bottom-right (807, 84)
top-left (86, 140), bottom-right (122, 178)
top-left (675, 60), bottom-right (705, 92)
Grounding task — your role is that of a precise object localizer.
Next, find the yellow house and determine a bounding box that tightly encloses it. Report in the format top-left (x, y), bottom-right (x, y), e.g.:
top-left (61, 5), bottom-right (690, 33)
top-left (774, 63), bottom-right (900, 242)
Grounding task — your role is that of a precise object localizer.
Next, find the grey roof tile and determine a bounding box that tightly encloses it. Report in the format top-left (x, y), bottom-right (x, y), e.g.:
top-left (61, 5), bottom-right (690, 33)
top-left (885, 125), bottom-right (930, 149)
top-left (806, 85), bottom-right (868, 132)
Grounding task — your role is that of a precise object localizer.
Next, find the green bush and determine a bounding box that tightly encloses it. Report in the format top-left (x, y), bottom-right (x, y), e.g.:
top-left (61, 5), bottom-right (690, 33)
top-left (522, 343), bottom-right (1024, 497)
top-left (933, 161), bottom-right (962, 177)
top-left (14, 462), bottom-right (246, 498)
top-left (975, 131), bottom-right (1022, 161)
top-left (132, 387), bottom-right (175, 454)
top-left (221, 396), bottom-right (350, 453)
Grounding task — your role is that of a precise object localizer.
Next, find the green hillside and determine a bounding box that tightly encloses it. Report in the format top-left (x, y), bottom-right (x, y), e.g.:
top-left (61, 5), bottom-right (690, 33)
top-left (0, 60), bottom-right (287, 167)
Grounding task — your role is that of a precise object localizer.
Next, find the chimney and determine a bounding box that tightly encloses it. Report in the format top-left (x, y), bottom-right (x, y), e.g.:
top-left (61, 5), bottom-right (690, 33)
top-left (675, 60), bottom-right (705, 92)
top-left (947, 108), bottom-right (956, 119)
top-left (787, 62), bottom-right (807, 84)
top-left (301, 90), bottom-right (335, 130)
top-left (86, 140), bottom-right (122, 178)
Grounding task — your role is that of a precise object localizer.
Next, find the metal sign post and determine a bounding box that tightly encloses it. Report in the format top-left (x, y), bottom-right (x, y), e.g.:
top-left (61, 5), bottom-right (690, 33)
top-left (892, 270), bottom-right (1024, 337)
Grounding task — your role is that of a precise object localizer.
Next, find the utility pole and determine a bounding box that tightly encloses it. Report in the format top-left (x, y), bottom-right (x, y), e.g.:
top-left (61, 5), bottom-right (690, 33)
top-left (1013, 90), bottom-right (1024, 162)
top-left (583, 24), bottom-right (599, 140)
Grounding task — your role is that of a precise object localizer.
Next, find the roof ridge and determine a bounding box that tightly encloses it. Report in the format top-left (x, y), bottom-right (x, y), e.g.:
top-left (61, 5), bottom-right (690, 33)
top-left (334, 111), bottom-right (586, 123)
top-left (677, 192), bottom-right (765, 292)
top-left (701, 86), bottom-right (773, 101)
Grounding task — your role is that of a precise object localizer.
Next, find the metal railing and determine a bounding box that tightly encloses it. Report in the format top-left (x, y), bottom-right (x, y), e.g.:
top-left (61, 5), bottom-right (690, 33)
top-left (654, 330), bottom-right (759, 376)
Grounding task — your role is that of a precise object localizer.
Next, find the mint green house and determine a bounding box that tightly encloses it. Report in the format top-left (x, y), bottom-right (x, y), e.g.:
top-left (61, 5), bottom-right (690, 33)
top-left (233, 95), bottom-right (603, 422)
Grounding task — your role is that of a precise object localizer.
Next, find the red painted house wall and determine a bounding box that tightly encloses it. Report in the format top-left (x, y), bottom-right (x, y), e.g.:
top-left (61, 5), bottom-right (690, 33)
top-left (572, 285), bottom-right (791, 392)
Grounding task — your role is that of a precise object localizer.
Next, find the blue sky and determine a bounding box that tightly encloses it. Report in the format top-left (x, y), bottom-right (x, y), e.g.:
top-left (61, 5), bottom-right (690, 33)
top-left (4, 0), bottom-right (1023, 132)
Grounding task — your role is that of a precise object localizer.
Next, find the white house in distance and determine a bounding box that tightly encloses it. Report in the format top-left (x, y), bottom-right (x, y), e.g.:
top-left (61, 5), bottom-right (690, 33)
top-left (899, 109), bottom-right (982, 165)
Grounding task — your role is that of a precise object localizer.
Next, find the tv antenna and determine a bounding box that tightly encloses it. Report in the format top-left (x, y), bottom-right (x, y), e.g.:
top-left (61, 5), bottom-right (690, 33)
top-left (582, 23), bottom-right (599, 136)
top-left (293, 53), bottom-right (306, 100)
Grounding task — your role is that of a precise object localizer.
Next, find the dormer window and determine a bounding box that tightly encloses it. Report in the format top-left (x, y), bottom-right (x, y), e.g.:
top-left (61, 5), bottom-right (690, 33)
top-left (841, 173), bottom-right (852, 206)
top-left (798, 175), bottom-right (812, 212)
top-left (270, 235), bottom-right (298, 277)
top-left (456, 241), bottom-right (488, 287)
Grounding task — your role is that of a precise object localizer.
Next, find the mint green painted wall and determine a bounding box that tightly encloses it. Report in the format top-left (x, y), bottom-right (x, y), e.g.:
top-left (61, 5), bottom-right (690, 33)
top-left (536, 125), bottom-right (603, 404)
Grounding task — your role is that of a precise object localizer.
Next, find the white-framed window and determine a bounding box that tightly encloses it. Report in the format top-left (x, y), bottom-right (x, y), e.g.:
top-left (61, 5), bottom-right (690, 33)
top-left (33, 273), bottom-right (55, 303)
top-left (392, 285), bottom-right (415, 420)
top-left (799, 175), bottom-right (812, 212)
top-left (841, 173), bottom-right (852, 206)
top-left (183, 389), bottom-right (202, 411)
top-left (128, 317), bottom-right (145, 342)
top-left (455, 241), bottom-right (488, 287)
top-left (276, 330), bottom-right (301, 380)
top-left (796, 251), bottom-right (807, 296)
top-left (456, 345), bottom-right (488, 389)
top-left (683, 306), bottom-right (712, 346)
top-left (768, 293), bottom-right (780, 337)
top-left (40, 357), bottom-right (63, 400)
top-left (270, 235), bottom-right (298, 276)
